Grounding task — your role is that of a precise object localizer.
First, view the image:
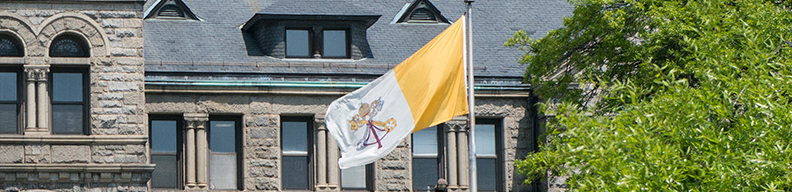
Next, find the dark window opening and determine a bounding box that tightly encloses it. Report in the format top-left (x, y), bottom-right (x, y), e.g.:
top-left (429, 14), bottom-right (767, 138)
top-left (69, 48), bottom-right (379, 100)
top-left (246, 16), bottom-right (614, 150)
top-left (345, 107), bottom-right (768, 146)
top-left (158, 4), bottom-right (185, 17)
top-left (50, 68), bottom-right (89, 135)
top-left (0, 69), bottom-right (20, 134)
top-left (341, 162), bottom-right (374, 191)
top-left (410, 8), bottom-right (436, 21)
top-left (150, 116), bottom-right (184, 189)
top-left (0, 34), bottom-right (23, 57)
top-left (281, 117), bottom-right (314, 190)
top-left (208, 116), bottom-right (243, 190)
top-left (50, 34), bottom-right (89, 57)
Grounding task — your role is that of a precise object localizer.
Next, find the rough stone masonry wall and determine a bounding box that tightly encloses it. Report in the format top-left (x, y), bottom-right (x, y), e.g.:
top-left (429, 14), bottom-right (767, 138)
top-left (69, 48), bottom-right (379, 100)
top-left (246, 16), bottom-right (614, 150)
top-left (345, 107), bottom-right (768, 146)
top-left (147, 93), bottom-right (532, 192)
top-left (0, 2), bottom-right (148, 192)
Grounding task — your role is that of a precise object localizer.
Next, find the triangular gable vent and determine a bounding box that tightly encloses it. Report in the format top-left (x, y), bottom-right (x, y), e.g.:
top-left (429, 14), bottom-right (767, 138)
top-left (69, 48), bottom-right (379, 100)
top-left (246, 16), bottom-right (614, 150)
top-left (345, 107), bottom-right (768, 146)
top-left (144, 0), bottom-right (200, 20)
top-left (395, 0), bottom-right (449, 24)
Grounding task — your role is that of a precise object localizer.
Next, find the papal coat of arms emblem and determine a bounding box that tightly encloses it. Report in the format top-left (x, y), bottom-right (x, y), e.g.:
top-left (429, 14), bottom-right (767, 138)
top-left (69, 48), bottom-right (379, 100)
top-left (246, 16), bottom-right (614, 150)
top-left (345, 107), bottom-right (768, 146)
top-left (348, 97), bottom-right (397, 151)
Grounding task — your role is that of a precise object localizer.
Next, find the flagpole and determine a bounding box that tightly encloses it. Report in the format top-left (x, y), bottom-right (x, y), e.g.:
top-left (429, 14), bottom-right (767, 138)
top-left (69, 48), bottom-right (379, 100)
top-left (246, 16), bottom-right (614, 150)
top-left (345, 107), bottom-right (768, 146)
top-left (464, 1), bottom-right (477, 192)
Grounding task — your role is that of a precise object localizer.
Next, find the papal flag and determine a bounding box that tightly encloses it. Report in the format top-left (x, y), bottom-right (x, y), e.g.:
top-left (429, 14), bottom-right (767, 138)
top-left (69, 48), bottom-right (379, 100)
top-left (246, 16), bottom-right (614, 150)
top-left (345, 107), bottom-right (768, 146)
top-left (327, 15), bottom-right (468, 169)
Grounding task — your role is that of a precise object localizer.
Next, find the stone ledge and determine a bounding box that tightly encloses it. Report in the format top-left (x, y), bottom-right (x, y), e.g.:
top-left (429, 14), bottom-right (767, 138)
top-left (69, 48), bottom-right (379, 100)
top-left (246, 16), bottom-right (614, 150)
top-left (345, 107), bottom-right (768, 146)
top-left (0, 135), bottom-right (147, 145)
top-left (0, 164), bottom-right (153, 183)
top-left (0, 57), bottom-right (25, 64)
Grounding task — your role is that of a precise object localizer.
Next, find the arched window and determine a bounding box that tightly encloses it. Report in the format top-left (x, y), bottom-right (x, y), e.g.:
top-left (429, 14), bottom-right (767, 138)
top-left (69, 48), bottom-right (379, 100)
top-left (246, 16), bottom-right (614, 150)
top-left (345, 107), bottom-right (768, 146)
top-left (49, 34), bottom-right (89, 57)
top-left (0, 33), bottom-right (23, 57)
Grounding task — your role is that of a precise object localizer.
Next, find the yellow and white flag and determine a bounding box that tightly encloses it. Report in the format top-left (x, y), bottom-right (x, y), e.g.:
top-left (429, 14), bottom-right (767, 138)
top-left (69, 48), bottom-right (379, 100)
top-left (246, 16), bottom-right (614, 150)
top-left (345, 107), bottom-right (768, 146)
top-left (327, 16), bottom-right (468, 169)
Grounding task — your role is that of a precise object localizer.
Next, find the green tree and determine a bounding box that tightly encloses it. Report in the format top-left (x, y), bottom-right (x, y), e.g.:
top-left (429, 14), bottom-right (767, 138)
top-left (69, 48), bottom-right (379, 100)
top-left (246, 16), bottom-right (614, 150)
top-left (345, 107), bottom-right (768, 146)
top-left (507, 0), bottom-right (792, 190)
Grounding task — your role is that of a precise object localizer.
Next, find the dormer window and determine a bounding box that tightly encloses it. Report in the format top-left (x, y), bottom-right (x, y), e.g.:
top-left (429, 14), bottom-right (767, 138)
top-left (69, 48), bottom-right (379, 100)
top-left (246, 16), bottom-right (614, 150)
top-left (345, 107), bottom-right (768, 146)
top-left (0, 34), bottom-right (23, 57)
top-left (285, 29), bottom-right (349, 58)
top-left (145, 0), bottom-right (199, 20)
top-left (158, 4), bottom-right (185, 18)
top-left (396, 0), bottom-right (449, 24)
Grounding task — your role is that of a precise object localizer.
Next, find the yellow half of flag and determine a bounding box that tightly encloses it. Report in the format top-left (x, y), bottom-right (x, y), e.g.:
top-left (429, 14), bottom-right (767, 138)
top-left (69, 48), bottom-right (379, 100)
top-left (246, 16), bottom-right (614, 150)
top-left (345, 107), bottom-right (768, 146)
top-left (393, 15), bottom-right (468, 132)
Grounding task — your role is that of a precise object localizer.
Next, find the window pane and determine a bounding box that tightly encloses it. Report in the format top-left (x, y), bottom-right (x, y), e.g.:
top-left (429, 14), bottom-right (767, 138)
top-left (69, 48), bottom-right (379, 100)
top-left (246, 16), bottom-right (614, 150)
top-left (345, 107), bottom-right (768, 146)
top-left (0, 37), bottom-right (22, 56)
top-left (286, 30), bottom-right (310, 57)
top-left (52, 73), bottom-right (83, 102)
top-left (52, 104), bottom-right (83, 134)
top-left (282, 121), bottom-right (308, 152)
top-left (282, 156), bottom-right (309, 189)
top-left (475, 124), bottom-right (496, 156)
top-left (341, 165), bottom-right (366, 189)
top-left (413, 126), bottom-right (437, 155)
top-left (412, 158), bottom-right (438, 190)
top-left (151, 120), bottom-right (177, 153)
top-left (0, 72), bottom-right (16, 101)
top-left (0, 104), bottom-right (17, 134)
top-left (209, 153), bottom-right (237, 189)
top-left (210, 121), bottom-right (236, 153)
top-left (323, 30), bottom-right (347, 57)
top-left (151, 155), bottom-right (179, 188)
top-left (477, 158), bottom-right (497, 191)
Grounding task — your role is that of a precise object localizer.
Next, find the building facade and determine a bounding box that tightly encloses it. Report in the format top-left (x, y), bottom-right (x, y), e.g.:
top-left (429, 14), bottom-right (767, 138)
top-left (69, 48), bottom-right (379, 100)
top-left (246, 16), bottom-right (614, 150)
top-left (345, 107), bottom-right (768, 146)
top-left (0, 0), bottom-right (572, 191)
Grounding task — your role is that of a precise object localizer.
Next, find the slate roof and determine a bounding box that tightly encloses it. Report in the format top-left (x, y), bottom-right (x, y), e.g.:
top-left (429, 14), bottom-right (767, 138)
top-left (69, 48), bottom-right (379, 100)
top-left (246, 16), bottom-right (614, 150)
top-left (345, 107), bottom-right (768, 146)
top-left (144, 0), bottom-right (573, 78)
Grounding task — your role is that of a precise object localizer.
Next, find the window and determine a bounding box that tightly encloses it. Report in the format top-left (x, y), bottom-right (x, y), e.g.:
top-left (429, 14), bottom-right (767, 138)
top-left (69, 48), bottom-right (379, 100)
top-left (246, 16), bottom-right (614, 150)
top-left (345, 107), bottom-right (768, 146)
top-left (0, 33), bottom-right (23, 57)
top-left (410, 8), bottom-right (436, 21)
top-left (158, 4), bottom-right (185, 17)
top-left (149, 116), bottom-right (183, 189)
top-left (208, 116), bottom-right (242, 190)
top-left (0, 69), bottom-right (20, 134)
top-left (285, 29), bottom-right (349, 58)
top-left (50, 34), bottom-right (89, 57)
top-left (412, 126), bottom-right (443, 191)
top-left (281, 117), bottom-right (313, 190)
top-left (475, 119), bottom-right (503, 192)
top-left (341, 163), bottom-right (373, 191)
top-left (50, 68), bottom-right (88, 134)
top-left (146, 0), bottom-right (199, 20)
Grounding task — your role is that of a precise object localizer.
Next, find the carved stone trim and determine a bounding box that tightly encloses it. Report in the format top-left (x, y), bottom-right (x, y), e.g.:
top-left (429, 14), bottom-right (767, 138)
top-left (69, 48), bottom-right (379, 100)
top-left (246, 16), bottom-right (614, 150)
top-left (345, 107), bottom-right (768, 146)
top-left (445, 117), bottom-right (468, 132)
top-left (315, 115), bottom-right (327, 131)
top-left (0, 164), bottom-right (154, 183)
top-left (184, 113), bottom-right (208, 130)
top-left (0, 135), bottom-right (147, 144)
top-left (24, 65), bottom-right (49, 82)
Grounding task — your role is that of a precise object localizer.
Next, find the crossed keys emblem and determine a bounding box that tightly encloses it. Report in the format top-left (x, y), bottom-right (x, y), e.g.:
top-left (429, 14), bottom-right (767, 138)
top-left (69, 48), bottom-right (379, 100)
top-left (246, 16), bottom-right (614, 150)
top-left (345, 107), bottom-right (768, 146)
top-left (348, 97), bottom-right (397, 151)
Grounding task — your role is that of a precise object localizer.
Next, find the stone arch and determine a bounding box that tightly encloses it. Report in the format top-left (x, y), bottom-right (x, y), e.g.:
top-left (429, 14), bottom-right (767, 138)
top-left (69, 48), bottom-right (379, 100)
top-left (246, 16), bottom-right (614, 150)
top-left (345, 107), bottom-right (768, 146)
top-left (0, 12), bottom-right (36, 56)
top-left (37, 12), bottom-right (110, 57)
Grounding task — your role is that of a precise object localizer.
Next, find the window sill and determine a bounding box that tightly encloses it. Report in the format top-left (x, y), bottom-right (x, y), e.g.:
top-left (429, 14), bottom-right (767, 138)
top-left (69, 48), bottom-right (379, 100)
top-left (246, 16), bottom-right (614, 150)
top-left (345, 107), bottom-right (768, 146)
top-left (281, 58), bottom-right (357, 63)
top-left (0, 57), bottom-right (25, 64)
top-left (0, 134), bottom-right (147, 144)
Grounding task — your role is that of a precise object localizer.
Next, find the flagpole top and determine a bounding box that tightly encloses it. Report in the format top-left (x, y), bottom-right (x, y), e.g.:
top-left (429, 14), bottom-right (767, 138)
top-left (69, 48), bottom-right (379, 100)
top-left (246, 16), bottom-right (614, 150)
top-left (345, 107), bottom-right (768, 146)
top-left (464, 0), bottom-right (475, 3)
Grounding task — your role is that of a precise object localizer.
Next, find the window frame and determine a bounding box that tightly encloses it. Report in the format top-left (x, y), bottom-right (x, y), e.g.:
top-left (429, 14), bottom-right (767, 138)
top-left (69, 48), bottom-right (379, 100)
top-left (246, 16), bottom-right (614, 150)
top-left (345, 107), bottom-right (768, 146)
top-left (280, 116), bottom-right (315, 191)
top-left (284, 28), bottom-right (314, 58)
top-left (475, 119), bottom-right (504, 192)
top-left (207, 115), bottom-right (244, 190)
top-left (49, 67), bottom-right (89, 135)
top-left (411, 125), bottom-right (445, 191)
top-left (0, 67), bottom-right (22, 134)
top-left (320, 29), bottom-right (350, 59)
top-left (340, 162), bottom-right (374, 191)
top-left (149, 115), bottom-right (185, 189)
top-left (284, 28), bottom-right (351, 59)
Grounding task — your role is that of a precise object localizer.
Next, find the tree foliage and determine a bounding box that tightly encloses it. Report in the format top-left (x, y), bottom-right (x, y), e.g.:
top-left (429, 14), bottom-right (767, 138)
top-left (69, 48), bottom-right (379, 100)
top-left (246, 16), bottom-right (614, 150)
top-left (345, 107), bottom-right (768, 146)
top-left (507, 0), bottom-right (792, 190)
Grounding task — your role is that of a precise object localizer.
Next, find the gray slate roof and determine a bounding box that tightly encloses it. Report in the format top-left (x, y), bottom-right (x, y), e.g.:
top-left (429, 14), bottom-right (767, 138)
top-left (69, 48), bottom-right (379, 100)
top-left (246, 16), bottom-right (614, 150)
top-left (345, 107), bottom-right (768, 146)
top-left (144, 0), bottom-right (573, 78)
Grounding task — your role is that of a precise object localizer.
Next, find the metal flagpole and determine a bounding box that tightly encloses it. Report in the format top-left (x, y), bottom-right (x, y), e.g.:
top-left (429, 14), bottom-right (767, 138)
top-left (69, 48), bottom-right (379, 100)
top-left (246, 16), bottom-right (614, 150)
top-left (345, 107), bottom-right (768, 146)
top-left (464, 1), bottom-right (477, 192)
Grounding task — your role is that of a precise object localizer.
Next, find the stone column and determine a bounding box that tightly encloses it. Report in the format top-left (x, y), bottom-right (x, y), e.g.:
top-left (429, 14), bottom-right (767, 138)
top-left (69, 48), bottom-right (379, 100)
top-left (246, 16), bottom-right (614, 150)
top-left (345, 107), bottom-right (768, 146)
top-left (184, 118), bottom-right (197, 189)
top-left (23, 65), bottom-right (49, 134)
top-left (445, 117), bottom-right (466, 191)
top-left (457, 124), bottom-right (470, 190)
top-left (186, 113), bottom-right (209, 189)
top-left (327, 123), bottom-right (340, 189)
top-left (315, 115), bottom-right (328, 189)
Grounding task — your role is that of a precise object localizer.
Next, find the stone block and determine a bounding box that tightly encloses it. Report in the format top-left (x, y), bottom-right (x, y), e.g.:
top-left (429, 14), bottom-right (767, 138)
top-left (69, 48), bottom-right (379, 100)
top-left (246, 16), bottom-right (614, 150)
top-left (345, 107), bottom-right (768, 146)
top-left (0, 145), bottom-right (23, 163)
top-left (111, 48), bottom-right (137, 57)
top-left (250, 127), bottom-right (276, 139)
top-left (102, 19), bottom-right (123, 28)
top-left (124, 19), bottom-right (143, 28)
top-left (107, 82), bottom-right (138, 92)
top-left (52, 145), bottom-right (90, 163)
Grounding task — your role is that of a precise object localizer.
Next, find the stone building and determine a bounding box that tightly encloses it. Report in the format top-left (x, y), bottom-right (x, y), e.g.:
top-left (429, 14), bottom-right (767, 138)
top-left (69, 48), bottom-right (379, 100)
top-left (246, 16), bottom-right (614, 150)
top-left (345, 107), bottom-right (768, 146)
top-left (0, 0), bottom-right (571, 191)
